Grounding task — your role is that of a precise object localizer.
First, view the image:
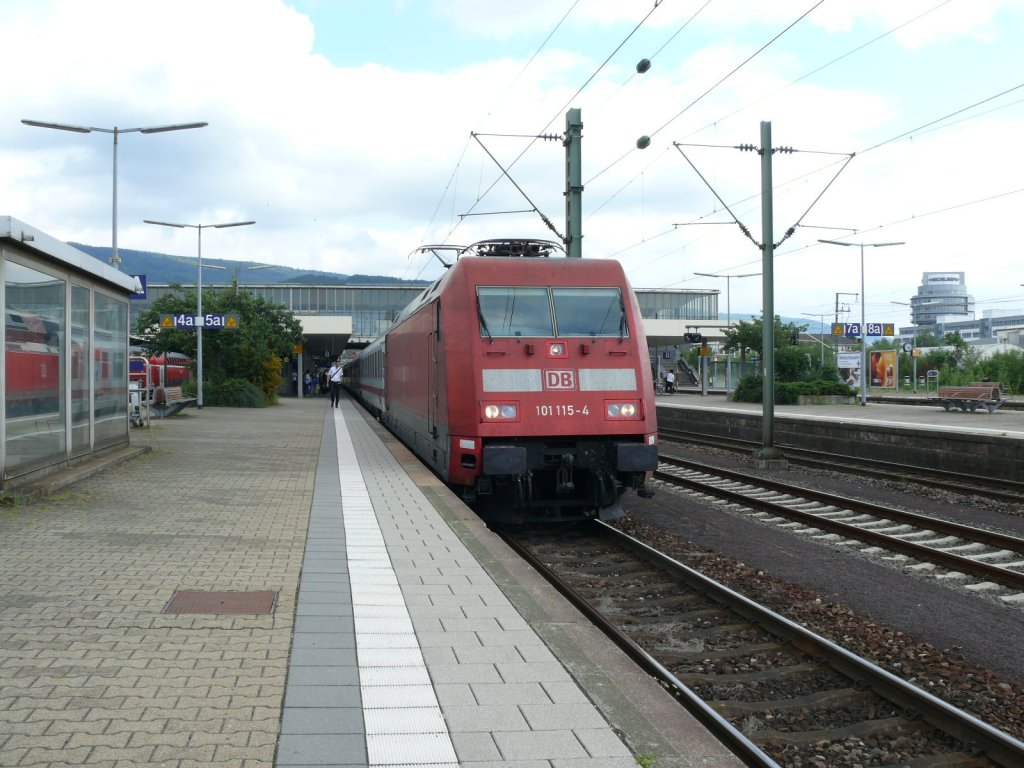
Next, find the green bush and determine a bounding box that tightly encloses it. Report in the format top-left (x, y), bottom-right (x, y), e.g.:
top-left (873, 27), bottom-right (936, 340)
top-left (732, 373), bottom-right (856, 404)
top-left (203, 378), bottom-right (267, 408)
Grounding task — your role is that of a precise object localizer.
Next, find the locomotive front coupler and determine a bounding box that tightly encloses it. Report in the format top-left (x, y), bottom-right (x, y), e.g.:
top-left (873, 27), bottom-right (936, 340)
top-left (554, 454), bottom-right (575, 496)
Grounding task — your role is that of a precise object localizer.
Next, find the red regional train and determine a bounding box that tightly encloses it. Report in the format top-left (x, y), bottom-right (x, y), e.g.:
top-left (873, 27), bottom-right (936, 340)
top-left (344, 238), bottom-right (658, 524)
top-left (5, 310), bottom-right (128, 418)
top-left (129, 352), bottom-right (192, 390)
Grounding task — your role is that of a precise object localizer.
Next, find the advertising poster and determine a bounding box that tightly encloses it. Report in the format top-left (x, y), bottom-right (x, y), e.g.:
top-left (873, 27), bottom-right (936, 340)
top-left (870, 350), bottom-right (898, 388)
top-left (838, 352), bottom-right (861, 388)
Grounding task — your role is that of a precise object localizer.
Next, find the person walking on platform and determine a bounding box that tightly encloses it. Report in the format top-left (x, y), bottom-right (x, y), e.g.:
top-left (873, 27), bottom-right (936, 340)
top-left (327, 360), bottom-right (343, 408)
top-left (665, 369), bottom-right (676, 395)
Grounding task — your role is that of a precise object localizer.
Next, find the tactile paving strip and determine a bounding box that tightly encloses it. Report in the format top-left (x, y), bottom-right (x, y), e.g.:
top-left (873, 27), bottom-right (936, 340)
top-left (335, 405), bottom-right (459, 766)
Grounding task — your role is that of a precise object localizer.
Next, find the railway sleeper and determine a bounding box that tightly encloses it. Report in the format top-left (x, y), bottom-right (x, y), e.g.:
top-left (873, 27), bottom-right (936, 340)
top-left (710, 686), bottom-right (874, 717)
top-left (750, 715), bottom-right (933, 746)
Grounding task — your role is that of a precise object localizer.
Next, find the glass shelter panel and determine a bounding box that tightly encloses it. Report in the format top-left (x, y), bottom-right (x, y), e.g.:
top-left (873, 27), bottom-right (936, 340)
top-left (71, 285), bottom-right (91, 454)
top-left (94, 292), bottom-right (128, 446)
top-left (4, 261), bottom-right (66, 474)
top-left (552, 287), bottom-right (626, 337)
top-left (477, 287), bottom-right (554, 338)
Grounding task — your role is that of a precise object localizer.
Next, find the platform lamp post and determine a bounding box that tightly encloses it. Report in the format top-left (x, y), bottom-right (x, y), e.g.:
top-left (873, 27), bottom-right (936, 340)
top-left (694, 271), bottom-right (760, 393)
top-left (818, 239), bottom-right (905, 406)
top-left (21, 120), bottom-right (207, 269)
top-left (145, 219), bottom-right (255, 408)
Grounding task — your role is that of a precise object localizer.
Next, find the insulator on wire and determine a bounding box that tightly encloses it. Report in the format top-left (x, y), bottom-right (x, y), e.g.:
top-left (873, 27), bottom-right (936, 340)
top-left (636, 58), bottom-right (651, 74)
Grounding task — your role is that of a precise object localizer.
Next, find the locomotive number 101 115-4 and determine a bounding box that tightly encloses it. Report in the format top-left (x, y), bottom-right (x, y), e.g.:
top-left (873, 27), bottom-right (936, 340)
top-left (536, 404), bottom-right (589, 417)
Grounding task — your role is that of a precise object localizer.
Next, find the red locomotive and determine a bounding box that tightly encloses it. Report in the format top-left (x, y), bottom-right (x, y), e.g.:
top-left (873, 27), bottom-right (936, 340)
top-left (345, 239), bottom-right (658, 524)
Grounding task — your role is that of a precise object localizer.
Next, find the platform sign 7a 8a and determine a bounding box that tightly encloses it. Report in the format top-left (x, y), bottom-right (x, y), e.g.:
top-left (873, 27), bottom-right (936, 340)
top-left (831, 322), bottom-right (894, 337)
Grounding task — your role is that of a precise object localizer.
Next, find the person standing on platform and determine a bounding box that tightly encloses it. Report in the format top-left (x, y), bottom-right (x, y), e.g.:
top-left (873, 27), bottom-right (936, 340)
top-left (327, 360), bottom-right (343, 408)
top-left (665, 369), bottom-right (676, 394)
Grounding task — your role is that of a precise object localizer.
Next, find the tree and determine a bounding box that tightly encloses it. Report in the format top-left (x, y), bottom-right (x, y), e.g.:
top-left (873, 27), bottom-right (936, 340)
top-left (722, 315), bottom-right (807, 356)
top-left (722, 316), bottom-right (822, 385)
top-left (134, 285), bottom-right (303, 404)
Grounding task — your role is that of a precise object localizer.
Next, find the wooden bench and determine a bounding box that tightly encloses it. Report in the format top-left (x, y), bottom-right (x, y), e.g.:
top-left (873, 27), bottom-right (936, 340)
top-left (933, 382), bottom-right (1005, 413)
top-left (150, 385), bottom-right (197, 418)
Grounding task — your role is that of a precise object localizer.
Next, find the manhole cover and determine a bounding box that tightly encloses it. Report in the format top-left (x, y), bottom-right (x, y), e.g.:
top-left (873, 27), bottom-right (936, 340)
top-left (163, 590), bottom-right (277, 615)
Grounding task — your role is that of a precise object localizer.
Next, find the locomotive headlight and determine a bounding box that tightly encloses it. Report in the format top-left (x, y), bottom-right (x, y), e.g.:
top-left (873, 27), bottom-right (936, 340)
top-left (547, 342), bottom-right (567, 358)
top-left (605, 400), bottom-right (641, 419)
top-left (482, 402), bottom-right (519, 421)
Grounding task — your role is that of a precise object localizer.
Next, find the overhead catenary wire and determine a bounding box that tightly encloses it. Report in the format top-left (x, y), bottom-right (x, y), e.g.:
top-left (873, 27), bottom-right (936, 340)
top-left (584, 0), bottom-right (825, 188)
top-left (585, 0), bottom-right (956, 222)
top-left (412, 0), bottom-right (584, 277)
top-left (453, 0), bottom-right (670, 233)
top-left (679, 0), bottom-right (957, 143)
top-left (612, 76), bottom-right (1024, 286)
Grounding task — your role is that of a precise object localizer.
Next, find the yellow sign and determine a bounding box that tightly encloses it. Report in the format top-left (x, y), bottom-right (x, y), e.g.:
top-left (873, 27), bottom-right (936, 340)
top-left (912, 348), bottom-right (921, 358)
top-left (159, 315), bottom-right (175, 328)
top-left (700, 345), bottom-right (710, 357)
top-left (225, 315), bottom-right (239, 329)
top-left (831, 323), bottom-right (845, 335)
top-left (294, 342), bottom-right (303, 354)
top-left (883, 323), bottom-right (895, 335)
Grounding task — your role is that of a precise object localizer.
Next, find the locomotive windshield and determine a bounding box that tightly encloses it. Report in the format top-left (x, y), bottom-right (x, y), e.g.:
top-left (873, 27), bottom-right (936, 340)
top-left (552, 288), bottom-right (627, 337)
top-left (477, 287), bottom-right (554, 337)
top-left (476, 286), bottom-right (627, 338)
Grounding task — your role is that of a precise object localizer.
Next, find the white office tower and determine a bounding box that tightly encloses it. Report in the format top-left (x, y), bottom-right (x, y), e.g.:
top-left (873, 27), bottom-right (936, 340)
top-left (910, 272), bottom-right (975, 326)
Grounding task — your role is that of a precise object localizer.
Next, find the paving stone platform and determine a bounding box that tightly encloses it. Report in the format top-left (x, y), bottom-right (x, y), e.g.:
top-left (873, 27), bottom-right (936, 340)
top-left (0, 395), bottom-right (740, 768)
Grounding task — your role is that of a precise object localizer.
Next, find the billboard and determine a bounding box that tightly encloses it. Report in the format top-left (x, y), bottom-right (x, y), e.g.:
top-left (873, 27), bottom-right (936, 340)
top-left (838, 352), bottom-right (861, 388)
top-left (870, 350), bottom-right (898, 389)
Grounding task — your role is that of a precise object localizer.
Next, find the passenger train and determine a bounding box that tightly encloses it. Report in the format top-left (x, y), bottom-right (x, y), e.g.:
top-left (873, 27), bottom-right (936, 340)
top-left (344, 238), bottom-right (658, 524)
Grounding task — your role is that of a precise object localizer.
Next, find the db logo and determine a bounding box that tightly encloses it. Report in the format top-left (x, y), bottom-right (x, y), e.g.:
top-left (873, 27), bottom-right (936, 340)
top-left (544, 370), bottom-right (576, 390)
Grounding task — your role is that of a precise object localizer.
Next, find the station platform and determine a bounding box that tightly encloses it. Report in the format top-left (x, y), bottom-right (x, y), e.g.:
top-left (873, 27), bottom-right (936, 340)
top-left (0, 394), bottom-right (740, 768)
top-left (657, 390), bottom-right (1024, 440)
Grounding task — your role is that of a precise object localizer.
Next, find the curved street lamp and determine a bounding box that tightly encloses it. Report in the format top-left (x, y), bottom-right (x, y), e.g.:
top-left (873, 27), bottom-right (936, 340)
top-left (144, 219), bottom-right (255, 408)
top-left (22, 119), bottom-right (208, 268)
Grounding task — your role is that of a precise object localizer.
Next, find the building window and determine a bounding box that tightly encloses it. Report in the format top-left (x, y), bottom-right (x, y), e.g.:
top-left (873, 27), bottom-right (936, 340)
top-left (4, 261), bottom-right (66, 474)
top-left (94, 292), bottom-right (128, 446)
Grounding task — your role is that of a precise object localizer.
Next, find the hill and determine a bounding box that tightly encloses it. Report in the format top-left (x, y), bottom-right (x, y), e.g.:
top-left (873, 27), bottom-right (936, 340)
top-left (70, 243), bottom-right (426, 286)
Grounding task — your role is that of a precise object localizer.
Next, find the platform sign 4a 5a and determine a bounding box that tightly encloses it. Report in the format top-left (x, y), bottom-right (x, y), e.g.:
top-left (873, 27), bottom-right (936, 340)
top-left (160, 313), bottom-right (240, 329)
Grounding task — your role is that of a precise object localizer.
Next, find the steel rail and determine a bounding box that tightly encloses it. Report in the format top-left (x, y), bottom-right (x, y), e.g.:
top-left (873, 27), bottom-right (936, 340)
top-left (589, 521), bottom-right (1024, 768)
top-left (498, 529), bottom-right (781, 768)
top-left (654, 461), bottom-right (1024, 591)
top-left (659, 427), bottom-right (1024, 504)
top-left (661, 455), bottom-right (1024, 552)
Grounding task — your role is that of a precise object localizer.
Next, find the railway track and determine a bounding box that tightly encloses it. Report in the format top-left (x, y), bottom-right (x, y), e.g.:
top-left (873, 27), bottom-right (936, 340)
top-left (659, 427), bottom-right (1024, 506)
top-left (654, 455), bottom-right (1024, 604)
top-left (504, 522), bottom-right (1024, 768)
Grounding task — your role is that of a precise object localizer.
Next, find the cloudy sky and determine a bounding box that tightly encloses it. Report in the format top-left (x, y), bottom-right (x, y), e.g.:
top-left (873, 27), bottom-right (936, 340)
top-left (3, 0), bottom-right (1023, 330)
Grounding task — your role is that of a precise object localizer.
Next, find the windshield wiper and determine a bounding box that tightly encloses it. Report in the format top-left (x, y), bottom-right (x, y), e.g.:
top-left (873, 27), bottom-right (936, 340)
top-left (477, 296), bottom-right (493, 343)
top-left (618, 292), bottom-right (627, 340)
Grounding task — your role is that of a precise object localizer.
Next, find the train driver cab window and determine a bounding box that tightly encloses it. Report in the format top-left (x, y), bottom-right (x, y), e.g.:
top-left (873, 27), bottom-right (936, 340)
top-left (552, 287), bottom-right (627, 337)
top-left (477, 287), bottom-right (554, 338)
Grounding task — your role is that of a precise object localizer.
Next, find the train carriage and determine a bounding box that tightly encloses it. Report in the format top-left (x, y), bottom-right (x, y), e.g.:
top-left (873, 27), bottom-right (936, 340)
top-left (346, 239), bottom-right (657, 524)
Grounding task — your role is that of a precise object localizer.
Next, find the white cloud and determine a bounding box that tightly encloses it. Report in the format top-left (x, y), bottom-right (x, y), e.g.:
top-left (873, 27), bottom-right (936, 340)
top-left (1, 0), bottom-right (1022, 333)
